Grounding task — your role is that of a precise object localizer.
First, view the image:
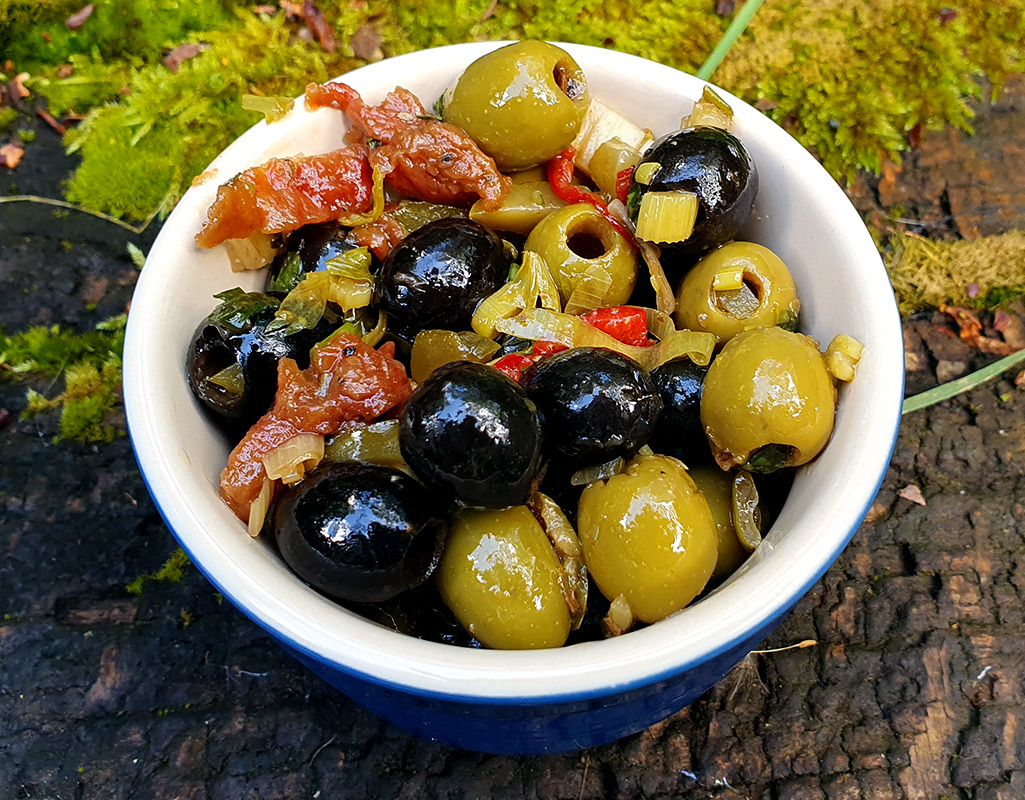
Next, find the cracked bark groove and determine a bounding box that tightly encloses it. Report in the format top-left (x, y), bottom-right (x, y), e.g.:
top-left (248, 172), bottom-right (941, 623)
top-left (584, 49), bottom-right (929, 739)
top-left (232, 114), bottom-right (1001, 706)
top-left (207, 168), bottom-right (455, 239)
top-left (3, 79), bottom-right (1025, 800)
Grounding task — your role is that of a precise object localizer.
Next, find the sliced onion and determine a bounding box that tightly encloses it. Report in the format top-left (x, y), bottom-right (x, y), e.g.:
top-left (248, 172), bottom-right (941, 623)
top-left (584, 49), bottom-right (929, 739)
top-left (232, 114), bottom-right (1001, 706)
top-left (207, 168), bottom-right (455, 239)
top-left (732, 470), bottom-right (763, 551)
top-left (337, 164), bottom-right (386, 226)
top-left (471, 250), bottom-right (561, 338)
top-left (224, 231), bottom-right (280, 273)
top-left (529, 492), bottom-right (587, 630)
top-left (495, 308), bottom-right (715, 369)
top-left (604, 594), bottom-right (635, 636)
top-left (570, 457), bottom-right (625, 486)
top-left (262, 433), bottom-right (324, 485)
top-left (361, 309), bottom-right (387, 347)
top-left (643, 307), bottom-right (677, 342)
top-left (608, 199), bottom-right (675, 314)
top-left (563, 261), bottom-right (613, 315)
top-left (247, 477), bottom-right (274, 538)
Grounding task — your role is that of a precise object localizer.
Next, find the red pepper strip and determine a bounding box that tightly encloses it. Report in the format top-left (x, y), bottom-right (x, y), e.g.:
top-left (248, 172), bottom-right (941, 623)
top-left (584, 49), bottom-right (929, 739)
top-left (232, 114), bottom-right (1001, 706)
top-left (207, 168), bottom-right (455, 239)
top-left (547, 147), bottom-right (636, 244)
top-left (493, 353), bottom-right (537, 383)
top-left (616, 167), bottom-right (634, 206)
top-left (532, 340), bottom-right (569, 357)
top-left (581, 306), bottom-right (651, 348)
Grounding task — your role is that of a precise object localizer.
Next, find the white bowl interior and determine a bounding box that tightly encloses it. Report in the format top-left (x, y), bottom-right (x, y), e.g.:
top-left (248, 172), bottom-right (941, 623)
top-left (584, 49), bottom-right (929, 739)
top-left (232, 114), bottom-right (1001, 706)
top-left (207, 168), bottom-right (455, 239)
top-left (124, 42), bottom-right (903, 701)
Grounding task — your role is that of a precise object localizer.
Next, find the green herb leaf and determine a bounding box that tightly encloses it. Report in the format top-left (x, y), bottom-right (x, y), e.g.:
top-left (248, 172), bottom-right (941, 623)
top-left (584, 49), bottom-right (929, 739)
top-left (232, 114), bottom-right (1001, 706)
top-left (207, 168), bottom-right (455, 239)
top-left (626, 183), bottom-right (644, 221)
top-left (743, 444), bottom-right (793, 474)
top-left (210, 289), bottom-right (279, 332)
top-left (267, 252), bottom-right (303, 294)
top-left (126, 242), bottom-right (146, 270)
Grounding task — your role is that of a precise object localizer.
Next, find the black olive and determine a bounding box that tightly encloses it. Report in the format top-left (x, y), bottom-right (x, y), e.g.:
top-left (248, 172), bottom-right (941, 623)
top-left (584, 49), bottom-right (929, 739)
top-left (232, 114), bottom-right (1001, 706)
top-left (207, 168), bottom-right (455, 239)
top-left (650, 357), bottom-right (710, 464)
top-left (523, 348), bottom-right (662, 467)
top-left (374, 218), bottom-right (509, 340)
top-left (399, 361), bottom-right (544, 508)
top-left (266, 222), bottom-right (364, 294)
top-left (186, 290), bottom-right (333, 429)
top-left (350, 582), bottom-right (484, 648)
top-left (272, 462), bottom-right (448, 604)
top-left (629, 126), bottom-right (758, 255)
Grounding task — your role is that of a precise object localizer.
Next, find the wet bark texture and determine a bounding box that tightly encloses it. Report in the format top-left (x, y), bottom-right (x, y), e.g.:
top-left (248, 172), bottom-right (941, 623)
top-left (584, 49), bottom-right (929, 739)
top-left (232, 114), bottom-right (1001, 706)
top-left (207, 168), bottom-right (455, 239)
top-left (2, 79), bottom-right (1025, 799)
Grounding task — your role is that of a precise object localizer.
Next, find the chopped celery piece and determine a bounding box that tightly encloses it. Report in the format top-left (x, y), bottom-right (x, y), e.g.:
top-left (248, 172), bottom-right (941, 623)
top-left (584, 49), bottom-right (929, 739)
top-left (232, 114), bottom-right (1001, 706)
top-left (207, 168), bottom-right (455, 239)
top-left (712, 266), bottom-right (745, 291)
top-left (635, 191), bottom-right (698, 244)
top-left (633, 161), bottom-right (661, 186)
top-left (570, 98), bottom-right (653, 176)
top-left (589, 138), bottom-right (642, 196)
top-left (240, 94), bottom-right (295, 123)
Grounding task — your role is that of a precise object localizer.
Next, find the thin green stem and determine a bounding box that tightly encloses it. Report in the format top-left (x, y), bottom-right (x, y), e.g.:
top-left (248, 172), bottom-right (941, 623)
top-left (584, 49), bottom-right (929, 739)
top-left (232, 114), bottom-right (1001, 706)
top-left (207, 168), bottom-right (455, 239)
top-left (0, 195), bottom-right (157, 235)
top-left (696, 0), bottom-right (767, 82)
top-left (902, 348), bottom-right (1025, 415)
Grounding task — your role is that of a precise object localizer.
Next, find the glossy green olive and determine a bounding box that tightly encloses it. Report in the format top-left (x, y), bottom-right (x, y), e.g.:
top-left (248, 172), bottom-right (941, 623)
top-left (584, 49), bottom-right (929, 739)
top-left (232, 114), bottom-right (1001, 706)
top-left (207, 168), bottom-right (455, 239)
top-left (688, 465), bottom-right (750, 584)
top-left (701, 327), bottom-right (836, 472)
top-left (675, 242), bottom-right (800, 343)
top-left (444, 41), bottom-right (589, 171)
top-left (437, 506), bottom-right (570, 650)
top-left (577, 453), bottom-right (718, 623)
top-left (524, 204), bottom-right (638, 307)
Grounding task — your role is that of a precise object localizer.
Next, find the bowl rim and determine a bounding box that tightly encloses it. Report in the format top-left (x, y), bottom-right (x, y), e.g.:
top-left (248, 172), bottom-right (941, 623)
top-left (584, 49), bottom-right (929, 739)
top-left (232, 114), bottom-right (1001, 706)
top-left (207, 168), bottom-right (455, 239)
top-left (124, 40), bottom-right (904, 704)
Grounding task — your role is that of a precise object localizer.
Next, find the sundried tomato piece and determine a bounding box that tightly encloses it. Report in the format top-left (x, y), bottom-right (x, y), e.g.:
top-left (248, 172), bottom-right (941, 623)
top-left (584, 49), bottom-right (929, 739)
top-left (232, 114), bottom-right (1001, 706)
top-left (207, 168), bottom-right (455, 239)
top-left (305, 80), bottom-right (511, 211)
top-left (195, 148), bottom-right (374, 248)
top-left (219, 334), bottom-right (411, 519)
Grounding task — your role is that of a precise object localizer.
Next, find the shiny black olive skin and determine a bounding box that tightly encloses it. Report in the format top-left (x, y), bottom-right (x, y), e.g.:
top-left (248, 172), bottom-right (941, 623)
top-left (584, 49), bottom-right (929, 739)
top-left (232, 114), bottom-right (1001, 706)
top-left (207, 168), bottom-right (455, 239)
top-left (650, 358), bottom-right (710, 464)
top-left (350, 582), bottom-right (484, 648)
top-left (524, 348), bottom-right (663, 466)
top-left (399, 361), bottom-right (544, 508)
top-left (266, 222), bottom-right (363, 292)
top-left (631, 126), bottom-right (758, 255)
top-left (374, 218), bottom-right (510, 340)
top-left (272, 462), bottom-right (448, 604)
top-left (186, 294), bottom-right (332, 429)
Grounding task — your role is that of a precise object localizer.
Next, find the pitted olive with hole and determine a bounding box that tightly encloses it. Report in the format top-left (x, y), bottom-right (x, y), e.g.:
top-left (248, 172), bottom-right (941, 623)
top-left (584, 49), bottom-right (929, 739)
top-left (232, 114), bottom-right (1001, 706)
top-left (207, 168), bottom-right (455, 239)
top-left (674, 242), bottom-right (800, 343)
top-left (443, 41), bottom-right (590, 172)
top-left (577, 453), bottom-right (718, 624)
top-left (701, 326), bottom-right (837, 472)
top-left (437, 505), bottom-right (571, 650)
top-left (524, 204), bottom-right (638, 307)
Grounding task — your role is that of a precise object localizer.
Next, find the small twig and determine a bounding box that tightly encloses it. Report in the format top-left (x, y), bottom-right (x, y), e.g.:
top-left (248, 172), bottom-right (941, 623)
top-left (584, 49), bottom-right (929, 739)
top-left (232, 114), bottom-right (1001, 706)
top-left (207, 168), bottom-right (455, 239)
top-left (309, 734), bottom-right (337, 767)
top-left (750, 639), bottom-right (817, 654)
top-left (578, 754), bottom-right (590, 800)
top-left (0, 195), bottom-right (158, 235)
top-left (35, 106), bottom-right (67, 135)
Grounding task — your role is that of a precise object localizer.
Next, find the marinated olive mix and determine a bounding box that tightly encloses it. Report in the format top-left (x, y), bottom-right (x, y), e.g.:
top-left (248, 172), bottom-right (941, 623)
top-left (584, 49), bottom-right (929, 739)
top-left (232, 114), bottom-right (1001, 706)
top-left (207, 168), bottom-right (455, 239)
top-left (524, 348), bottom-right (662, 467)
top-left (189, 45), bottom-right (861, 650)
top-left (374, 218), bottom-right (509, 341)
top-left (272, 462), bottom-right (448, 603)
top-left (399, 361), bottom-right (544, 508)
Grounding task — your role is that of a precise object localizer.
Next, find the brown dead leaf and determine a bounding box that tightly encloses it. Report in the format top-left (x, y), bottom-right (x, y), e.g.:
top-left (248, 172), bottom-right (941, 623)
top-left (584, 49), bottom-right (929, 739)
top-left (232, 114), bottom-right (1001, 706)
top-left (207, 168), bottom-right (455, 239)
top-left (350, 23), bottom-right (383, 61)
top-left (1015, 370), bottom-right (1025, 387)
top-left (993, 310), bottom-right (1025, 350)
top-left (36, 107), bottom-right (67, 135)
top-left (12, 73), bottom-right (30, 99)
top-left (898, 484), bottom-right (927, 506)
top-left (942, 305), bottom-right (1019, 355)
top-left (163, 43), bottom-right (209, 73)
top-left (0, 143), bottom-right (24, 169)
top-left (754, 98), bottom-right (779, 112)
top-left (253, 4), bottom-right (277, 12)
top-left (479, 0), bottom-right (498, 21)
top-left (864, 502), bottom-right (890, 524)
top-left (65, 3), bottom-right (95, 30)
top-left (716, 0), bottom-right (736, 15)
top-left (300, 1), bottom-right (337, 52)
top-left (81, 275), bottom-right (109, 305)
top-left (57, 64), bottom-right (74, 79)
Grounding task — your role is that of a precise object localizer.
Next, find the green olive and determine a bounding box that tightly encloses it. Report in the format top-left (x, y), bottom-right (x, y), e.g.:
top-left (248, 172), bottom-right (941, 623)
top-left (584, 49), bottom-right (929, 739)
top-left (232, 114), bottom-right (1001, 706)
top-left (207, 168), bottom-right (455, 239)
top-left (700, 326), bottom-right (836, 472)
top-left (524, 204), bottom-right (638, 307)
top-left (674, 242), bottom-right (800, 344)
top-left (437, 505), bottom-right (570, 650)
top-left (444, 41), bottom-right (590, 172)
top-left (577, 453), bottom-right (718, 624)
top-left (688, 465), bottom-right (750, 584)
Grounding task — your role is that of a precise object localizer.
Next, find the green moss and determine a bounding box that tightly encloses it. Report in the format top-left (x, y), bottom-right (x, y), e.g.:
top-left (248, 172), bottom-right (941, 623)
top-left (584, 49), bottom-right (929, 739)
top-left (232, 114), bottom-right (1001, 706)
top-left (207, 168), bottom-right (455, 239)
top-left (885, 231), bottom-right (1025, 315)
top-left (126, 547), bottom-right (192, 595)
top-left (0, 107), bottom-right (17, 130)
top-left (4, 315), bottom-right (126, 443)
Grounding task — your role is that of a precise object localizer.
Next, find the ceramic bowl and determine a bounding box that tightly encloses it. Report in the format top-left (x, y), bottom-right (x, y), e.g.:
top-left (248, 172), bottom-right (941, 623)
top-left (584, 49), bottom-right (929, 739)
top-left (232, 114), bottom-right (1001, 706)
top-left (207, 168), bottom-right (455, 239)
top-left (123, 41), bottom-right (904, 754)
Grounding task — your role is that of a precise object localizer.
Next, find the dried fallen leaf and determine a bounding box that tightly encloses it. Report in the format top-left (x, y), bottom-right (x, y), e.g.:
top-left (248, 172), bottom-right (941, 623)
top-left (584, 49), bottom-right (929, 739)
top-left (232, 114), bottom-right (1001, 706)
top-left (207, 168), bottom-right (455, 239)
top-left (0, 143), bottom-right (24, 169)
top-left (754, 97), bottom-right (779, 112)
top-left (300, 1), bottom-right (337, 52)
top-left (36, 107), bottom-right (67, 135)
top-left (163, 43), bottom-right (209, 73)
top-left (1015, 370), bottom-right (1025, 387)
top-left (65, 3), bottom-right (95, 30)
top-left (993, 310), bottom-right (1025, 349)
top-left (942, 304), bottom-right (1019, 356)
top-left (716, 0), bottom-right (736, 15)
top-left (253, 4), bottom-right (277, 13)
top-left (57, 64), bottom-right (74, 79)
top-left (864, 502), bottom-right (890, 524)
top-left (12, 72), bottom-right (31, 99)
top-left (349, 23), bottom-right (383, 61)
top-left (898, 484), bottom-right (926, 506)
top-left (479, 0), bottom-right (498, 22)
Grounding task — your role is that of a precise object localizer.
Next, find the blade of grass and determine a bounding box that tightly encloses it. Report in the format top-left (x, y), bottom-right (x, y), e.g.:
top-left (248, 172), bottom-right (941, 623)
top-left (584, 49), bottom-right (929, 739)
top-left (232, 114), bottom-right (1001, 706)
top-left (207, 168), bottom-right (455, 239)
top-left (902, 348), bottom-right (1025, 415)
top-left (696, 0), bottom-right (768, 82)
